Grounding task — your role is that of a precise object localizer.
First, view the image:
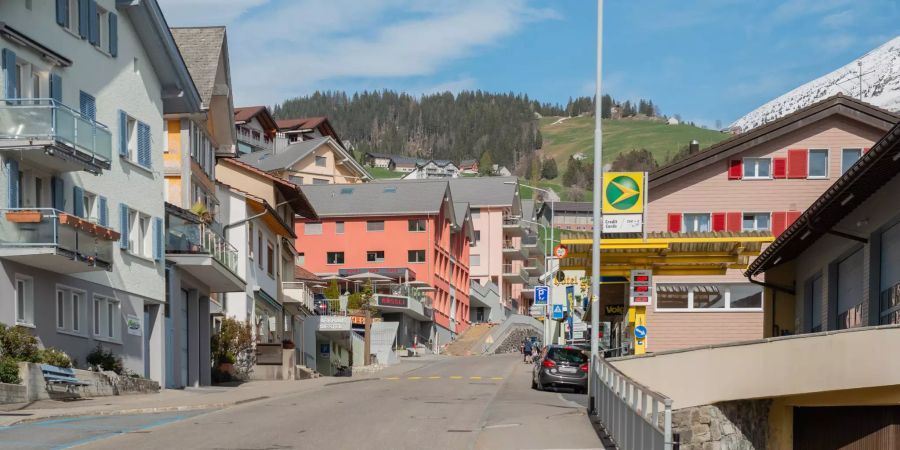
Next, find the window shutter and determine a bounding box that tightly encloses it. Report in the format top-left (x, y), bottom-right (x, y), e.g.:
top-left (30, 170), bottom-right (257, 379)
top-left (152, 217), bottom-right (162, 261)
top-left (119, 204), bottom-right (129, 249)
top-left (772, 157), bottom-right (787, 178)
top-left (772, 211), bottom-right (787, 236)
top-left (98, 196), bottom-right (108, 227)
top-left (667, 213), bottom-right (682, 233)
top-left (2, 48), bottom-right (18, 99)
top-left (728, 160), bottom-right (742, 180)
top-left (73, 186), bottom-right (84, 217)
top-left (6, 159), bottom-right (19, 208)
top-left (118, 110), bottom-right (128, 157)
top-left (56, 0), bottom-right (69, 27)
top-left (50, 73), bottom-right (62, 103)
top-left (108, 13), bottom-right (118, 57)
top-left (786, 211), bottom-right (801, 226)
top-left (711, 212), bottom-right (726, 232)
top-left (78, 0), bottom-right (89, 39)
top-left (51, 176), bottom-right (65, 210)
top-left (726, 212), bottom-right (742, 232)
top-left (88, 1), bottom-right (99, 45)
top-left (787, 149), bottom-right (808, 178)
top-left (137, 122), bottom-right (151, 168)
top-left (79, 91), bottom-right (96, 121)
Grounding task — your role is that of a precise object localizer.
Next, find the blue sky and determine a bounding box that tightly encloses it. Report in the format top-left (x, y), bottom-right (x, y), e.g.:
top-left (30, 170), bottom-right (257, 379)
top-left (160, 0), bottom-right (900, 126)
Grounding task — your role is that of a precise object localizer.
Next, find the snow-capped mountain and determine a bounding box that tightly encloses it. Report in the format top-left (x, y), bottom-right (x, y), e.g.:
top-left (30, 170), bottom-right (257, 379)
top-left (731, 36), bottom-right (900, 132)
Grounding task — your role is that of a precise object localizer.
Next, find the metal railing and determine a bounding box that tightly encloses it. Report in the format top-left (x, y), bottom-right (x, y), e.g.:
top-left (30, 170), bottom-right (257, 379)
top-left (0, 207), bottom-right (113, 269)
top-left (282, 281), bottom-right (316, 311)
top-left (593, 355), bottom-right (673, 450)
top-left (166, 221), bottom-right (238, 274)
top-left (0, 98), bottom-right (112, 163)
top-left (502, 217), bottom-right (520, 226)
top-left (502, 239), bottom-right (518, 250)
top-left (236, 127), bottom-right (274, 151)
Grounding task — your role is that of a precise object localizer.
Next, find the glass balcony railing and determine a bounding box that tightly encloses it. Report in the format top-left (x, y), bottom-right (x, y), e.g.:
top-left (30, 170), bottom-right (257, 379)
top-left (166, 219), bottom-right (238, 274)
top-left (0, 208), bottom-right (114, 270)
top-left (0, 99), bottom-right (112, 164)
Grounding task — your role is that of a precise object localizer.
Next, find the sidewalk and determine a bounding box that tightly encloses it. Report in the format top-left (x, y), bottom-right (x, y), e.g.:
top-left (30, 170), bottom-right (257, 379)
top-left (0, 357), bottom-right (440, 427)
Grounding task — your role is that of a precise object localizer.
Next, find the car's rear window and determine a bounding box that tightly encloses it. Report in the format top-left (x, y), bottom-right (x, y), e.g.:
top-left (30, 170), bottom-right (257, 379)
top-left (547, 348), bottom-right (587, 364)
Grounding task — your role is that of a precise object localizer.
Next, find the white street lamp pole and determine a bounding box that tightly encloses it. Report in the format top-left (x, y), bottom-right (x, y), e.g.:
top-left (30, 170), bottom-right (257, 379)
top-left (512, 182), bottom-right (556, 344)
top-left (589, 0), bottom-right (604, 414)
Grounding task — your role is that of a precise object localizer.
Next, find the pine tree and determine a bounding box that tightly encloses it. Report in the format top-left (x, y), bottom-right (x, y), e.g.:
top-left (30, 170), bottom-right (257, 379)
top-left (479, 151), bottom-right (494, 176)
top-left (541, 157), bottom-right (558, 180)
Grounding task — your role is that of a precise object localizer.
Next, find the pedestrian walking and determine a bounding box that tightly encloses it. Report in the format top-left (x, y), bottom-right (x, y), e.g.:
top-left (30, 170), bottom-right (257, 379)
top-left (523, 338), bottom-right (533, 363)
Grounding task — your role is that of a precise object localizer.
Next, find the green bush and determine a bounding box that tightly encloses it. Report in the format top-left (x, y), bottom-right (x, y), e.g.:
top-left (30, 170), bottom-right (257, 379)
top-left (86, 344), bottom-right (123, 374)
top-left (0, 357), bottom-right (20, 384)
top-left (39, 348), bottom-right (72, 368)
top-left (0, 324), bottom-right (41, 362)
top-left (211, 317), bottom-right (252, 366)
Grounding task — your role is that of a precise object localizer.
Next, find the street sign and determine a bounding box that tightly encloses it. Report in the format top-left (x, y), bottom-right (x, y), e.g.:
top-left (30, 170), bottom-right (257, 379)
top-left (602, 172), bottom-right (645, 214)
top-left (529, 305), bottom-right (544, 317)
top-left (551, 304), bottom-right (564, 320)
top-left (630, 269), bottom-right (653, 306)
top-left (573, 322), bottom-right (587, 332)
top-left (634, 325), bottom-right (647, 340)
top-left (319, 343), bottom-right (330, 358)
top-left (553, 244), bottom-right (569, 259)
top-left (602, 214), bottom-right (643, 233)
top-left (534, 285), bottom-right (549, 305)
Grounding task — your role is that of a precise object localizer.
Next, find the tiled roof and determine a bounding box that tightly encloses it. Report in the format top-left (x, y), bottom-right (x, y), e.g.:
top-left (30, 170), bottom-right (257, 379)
top-left (294, 265), bottom-right (322, 282)
top-left (276, 117), bottom-right (326, 131)
top-left (170, 27), bottom-right (226, 106)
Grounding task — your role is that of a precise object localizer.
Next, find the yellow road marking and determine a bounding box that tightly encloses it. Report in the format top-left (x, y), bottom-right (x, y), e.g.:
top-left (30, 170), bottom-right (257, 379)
top-left (408, 376), bottom-right (422, 380)
top-left (428, 376), bottom-right (441, 379)
top-left (469, 376), bottom-right (481, 380)
top-left (490, 377), bottom-right (504, 380)
top-left (385, 377), bottom-right (400, 380)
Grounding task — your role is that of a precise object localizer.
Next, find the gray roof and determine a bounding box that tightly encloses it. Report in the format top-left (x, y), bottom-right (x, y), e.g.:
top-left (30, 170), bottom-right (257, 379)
top-left (300, 181), bottom-right (451, 217)
top-left (447, 177), bottom-right (519, 208)
top-left (170, 27), bottom-right (226, 106)
top-left (237, 137), bottom-right (329, 172)
top-left (453, 201), bottom-right (469, 226)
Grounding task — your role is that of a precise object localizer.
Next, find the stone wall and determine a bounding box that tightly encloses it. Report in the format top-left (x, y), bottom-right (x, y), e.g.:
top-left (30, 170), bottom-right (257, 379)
top-left (671, 399), bottom-right (770, 450)
top-left (17, 363), bottom-right (159, 402)
top-left (0, 382), bottom-right (27, 404)
top-left (493, 327), bottom-right (540, 354)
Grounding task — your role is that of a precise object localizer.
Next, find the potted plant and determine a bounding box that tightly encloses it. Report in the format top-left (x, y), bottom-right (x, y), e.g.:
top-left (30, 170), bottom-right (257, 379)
top-left (282, 339), bottom-right (295, 350)
top-left (5, 210), bottom-right (42, 223)
top-left (190, 202), bottom-right (213, 224)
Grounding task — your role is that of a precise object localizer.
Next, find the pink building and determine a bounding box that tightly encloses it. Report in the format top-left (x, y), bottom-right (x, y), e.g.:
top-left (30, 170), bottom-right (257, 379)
top-left (643, 95), bottom-right (898, 352)
top-left (296, 181), bottom-right (474, 343)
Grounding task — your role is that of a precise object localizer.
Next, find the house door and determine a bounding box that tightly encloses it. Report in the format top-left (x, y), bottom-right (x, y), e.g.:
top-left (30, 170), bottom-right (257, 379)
top-left (794, 406), bottom-right (900, 449)
top-left (476, 308), bottom-right (485, 322)
top-left (179, 289), bottom-right (189, 388)
top-left (165, 308), bottom-right (174, 388)
top-left (143, 307), bottom-right (151, 378)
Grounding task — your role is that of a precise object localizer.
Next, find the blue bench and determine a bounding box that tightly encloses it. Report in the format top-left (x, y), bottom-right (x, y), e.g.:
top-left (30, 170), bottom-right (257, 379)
top-left (40, 364), bottom-right (90, 394)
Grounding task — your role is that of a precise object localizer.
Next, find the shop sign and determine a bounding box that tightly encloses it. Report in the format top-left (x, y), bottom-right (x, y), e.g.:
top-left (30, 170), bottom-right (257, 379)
top-left (602, 172), bottom-right (645, 214)
top-left (604, 304), bottom-right (625, 315)
top-left (318, 316), bottom-right (351, 331)
top-left (602, 214), bottom-right (643, 233)
top-left (376, 295), bottom-right (409, 308)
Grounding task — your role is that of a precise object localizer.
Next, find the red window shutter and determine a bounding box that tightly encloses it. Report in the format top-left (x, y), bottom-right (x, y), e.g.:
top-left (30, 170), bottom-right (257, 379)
top-left (728, 160), bottom-right (743, 179)
top-left (667, 213), bottom-right (683, 233)
top-left (726, 212), bottom-right (742, 232)
top-left (787, 149), bottom-right (808, 178)
top-left (773, 157), bottom-right (787, 178)
top-left (711, 212), bottom-right (726, 232)
top-left (772, 211), bottom-right (787, 236)
top-left (785, 211), bottom-right (801, 226)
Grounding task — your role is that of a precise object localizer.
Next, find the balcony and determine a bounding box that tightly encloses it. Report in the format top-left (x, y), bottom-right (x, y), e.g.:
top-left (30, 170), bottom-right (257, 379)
top-left (521, 234), bottom-right (544, 257)
top-left (523, 257), bottom-right (543, 276)
top-left (166, 215), bottom-right (244, 293)
top-left (501, 263), bottom-right (528, 284)
top-left (236, 130), bottom-right (273, 153)
top-left (0, 208), bottom-right (116, 273)
top-left (282, 281), bottom-right (316, 313)
top-left (502, 216), bottom-right (524, 237)
top-left (502, 239), bottom-right (526, 261)
top-left (0, 99), bottom-right (112, 174)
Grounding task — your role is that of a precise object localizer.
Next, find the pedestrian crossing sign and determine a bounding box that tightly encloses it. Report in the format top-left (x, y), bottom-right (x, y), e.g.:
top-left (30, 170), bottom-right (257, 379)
top-left (551, 304), bottom-right (565, 320)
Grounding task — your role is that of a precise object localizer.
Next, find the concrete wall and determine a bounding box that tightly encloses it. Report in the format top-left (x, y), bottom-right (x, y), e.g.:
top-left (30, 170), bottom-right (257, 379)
top-left (18, 362), bottom-right (159, 402)
top-left (672, 400), bottom-right (770, 450)
top-left (0, 382), bottom-right (27, 404)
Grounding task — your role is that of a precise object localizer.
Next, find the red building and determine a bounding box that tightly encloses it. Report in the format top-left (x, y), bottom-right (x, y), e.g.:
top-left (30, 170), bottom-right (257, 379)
top-left (296, 181), bottom-right (474, 343)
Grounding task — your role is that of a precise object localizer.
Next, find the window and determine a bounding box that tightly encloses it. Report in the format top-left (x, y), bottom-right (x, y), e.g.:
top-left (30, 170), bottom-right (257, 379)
top-left (315, 155), bottom-right (327, 167)
top-left (327, 252), bottom-right (344, 265)
top-left (93, 296), bottom-right (120, 340)
top-left (312, 178), bottom-right (329, 185)
top-left (692, 286), bottom-right (725, 308)
top-left (248, 223), bottom-right (254, 259)
top-left (128, 210), bottom-right (152, 258)
top-left (79, 91), bottom-right (96, 121)
top-left (124, 114), bottom-right (137, 161)
top-left (836, 248), bottom-right (865, 329)
top-left (257, 231), bottom-right (263, 269)
top-left (15, 275), bottom-right (34, 325)
top-left (656, 285), bottom-right (689, 309)
top-left (470, 254), bottom-right (481, 267)
top-left (305, 222), bottom-right (322, 235)
top-left (56, 287), bottom-right (85, 334)
top-left (729, 284), bottom-right (763, 309)
top-left (66, 0), bottom-right (79, 34)
top-left (296, 253), bottom-right (305, 266)
top-left (83, 191), bottom-right (97, 222)
top-left (408, 250), bottom-right (426, 263)
top-left (335, 222), bottom-right (344, 234)
top-left (32, 72), bottom-right (40, 98)
top-left (683, 213), bottom-right (711, 232)
top-left (289, 176), bottom-right (303, 185)
top-left (473, 230), bottom-right (481, 244)
top-left (408, 219), bottom-right (426, 232)
top-left (807, 275), bottom-right (824, 332)
top-left (367, 221), bottom-right (385, 232)
top-left (808, 149), bottom-right (828, 178)
top-left (742, 213), bottom-right (770, 231)
top-left (367, 251), bottom-right (385, 262)
top-left (842, 148), bottom-right (863, 174)
top-left (657, 284), bottom-right (762, 310)
top-left (266, 241), bottom-right (274, 276)
top-left (96, 7), bottom-right (109, 50)
top-left (879, 221), bottom-right (900, 325)
top-left (742, 158), bottom-right (771, 179)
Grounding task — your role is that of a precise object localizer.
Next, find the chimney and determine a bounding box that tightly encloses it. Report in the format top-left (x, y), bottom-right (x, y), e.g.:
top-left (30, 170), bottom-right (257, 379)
top-left (689, 139), bottom-right (700, 154)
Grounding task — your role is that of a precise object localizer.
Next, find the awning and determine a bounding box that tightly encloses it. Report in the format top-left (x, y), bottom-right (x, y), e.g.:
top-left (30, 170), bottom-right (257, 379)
top-left (559, 232), bottom-right (774, 276)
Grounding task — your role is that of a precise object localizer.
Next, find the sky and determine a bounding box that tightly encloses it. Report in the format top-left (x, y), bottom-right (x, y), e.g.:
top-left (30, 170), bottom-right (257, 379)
top-left (158, 0), bottom-right (900, 127)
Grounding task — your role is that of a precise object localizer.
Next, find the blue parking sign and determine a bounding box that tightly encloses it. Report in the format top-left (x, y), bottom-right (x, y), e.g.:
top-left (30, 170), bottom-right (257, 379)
top-left (535, 285), bottom-right (549, 305)
top-left (551, 304), bottom-right (565, 320)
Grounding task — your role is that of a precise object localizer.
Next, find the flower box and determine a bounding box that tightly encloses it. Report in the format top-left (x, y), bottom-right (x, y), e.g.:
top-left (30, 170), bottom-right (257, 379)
top-left (5, 210), bottom-right (42, 223)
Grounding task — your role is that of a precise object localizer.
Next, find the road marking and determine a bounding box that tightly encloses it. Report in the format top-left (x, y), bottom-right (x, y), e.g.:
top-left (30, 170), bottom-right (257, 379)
top-left (428, 376), bottom-right (441, 379)
top-left (449, 376), bottom-right (463, 379)
top-left (490, 377), bottom-right (504, 380)
top-left (408, 376), bottom-right (422, 380)
top-left (385, 377), bottom-right (400, 380)
top-left (469, 376), bottom-right (481, 380)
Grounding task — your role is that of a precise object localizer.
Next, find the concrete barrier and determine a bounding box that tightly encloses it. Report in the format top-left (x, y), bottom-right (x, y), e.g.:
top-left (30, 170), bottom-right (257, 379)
top-left (0, 382), bottom-right (27, 404)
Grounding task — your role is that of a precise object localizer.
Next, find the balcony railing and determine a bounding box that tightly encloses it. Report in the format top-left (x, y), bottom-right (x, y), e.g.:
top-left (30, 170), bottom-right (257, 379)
top-left (0, 208), bottom-right (115, 271)
top-left (501, 264), bottom-right (528, 283)
top-left (0, 99), bottom-right (112, 165)
top-left (166, 221), bottom-right (238, 274)
top-left (236, 132), bottom-right (274, 152)
top-left (283, 281), bottom-right (317, 311)
top-left (502, 240), bottom-right (518, 250)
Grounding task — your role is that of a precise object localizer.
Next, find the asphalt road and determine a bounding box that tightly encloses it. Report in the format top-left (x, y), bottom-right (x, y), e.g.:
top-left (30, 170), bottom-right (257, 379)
top-left (7, 354), bottom-right (603, 450)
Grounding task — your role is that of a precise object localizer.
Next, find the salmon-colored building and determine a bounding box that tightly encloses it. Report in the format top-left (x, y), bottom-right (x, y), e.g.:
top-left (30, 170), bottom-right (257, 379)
top-left (642, 95), bottom-right (899, 352)
top-left (296, 181), bottom-right (474, 344)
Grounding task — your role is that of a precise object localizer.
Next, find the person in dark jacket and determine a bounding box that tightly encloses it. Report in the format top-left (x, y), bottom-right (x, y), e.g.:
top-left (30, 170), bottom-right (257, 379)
top-left (522, 338), bottom-right (533, 363)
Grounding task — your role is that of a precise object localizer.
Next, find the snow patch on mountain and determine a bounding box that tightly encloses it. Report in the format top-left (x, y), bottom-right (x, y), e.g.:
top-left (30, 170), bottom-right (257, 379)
top-left (732, 36), bottom-right (900, 132)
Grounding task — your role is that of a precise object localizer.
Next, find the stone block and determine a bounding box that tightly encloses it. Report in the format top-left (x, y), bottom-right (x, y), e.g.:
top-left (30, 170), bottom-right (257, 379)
top-left (703, 442), bottom-right (722, 450)
top-left (722, 422), bottom-right (735, 435)
top-left (710, 420), bottom-right (723, 441)
top-left (691, 424), bottom-right (711, 443)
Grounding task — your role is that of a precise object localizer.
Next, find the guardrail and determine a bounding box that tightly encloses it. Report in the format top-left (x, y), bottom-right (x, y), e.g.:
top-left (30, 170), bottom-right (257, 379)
top-left (166, 220), bottom-right (239, 274)
top-left (0, 98), bottom-right (112, 163)
top-left (0, 207), bottom-right (114, 270)
top-left (593, 355), bottom-right (673, 450)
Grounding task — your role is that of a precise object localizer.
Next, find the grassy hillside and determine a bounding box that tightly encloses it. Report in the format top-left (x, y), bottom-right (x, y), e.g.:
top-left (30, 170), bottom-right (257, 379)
top-left (540, 116), bottom-right (729, 174)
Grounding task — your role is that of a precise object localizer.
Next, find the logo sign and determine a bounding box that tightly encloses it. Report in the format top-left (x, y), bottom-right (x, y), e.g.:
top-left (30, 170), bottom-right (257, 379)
top-left (534, 285), bottom-right (549, 305)
top-left (126, 314), bottom-right (142, 336)
top-left (630, 269), bottom-right (653, 306)
top-left (320, 343), bottom-right (330, 358)
top-left (553, 244), bottom-right (569, 259)
top-left (318, 316), bottom-right (352, 331)
top-left (602, 172), bottom-right (645, 214)
top-left (602, 214), bottom-right (643, 233)
top-left (376, 295), bottom-right (409, 308)
top-left (573, 322), bottom-right (587, 332)
top-left (634, 325), bottom-right (648, 340)
top-left (529, 305), bottom-right (544, 318)
top-left (551, 304), bottom-right (565, 320)
top-left (604, 304), bottom-right (625, 315)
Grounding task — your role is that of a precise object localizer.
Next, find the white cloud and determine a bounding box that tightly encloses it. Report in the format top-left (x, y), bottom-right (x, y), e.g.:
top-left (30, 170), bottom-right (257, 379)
top-left (158, 0), bottom-right (558, 105)
top-left (157, 0), bottom-right (268, 26)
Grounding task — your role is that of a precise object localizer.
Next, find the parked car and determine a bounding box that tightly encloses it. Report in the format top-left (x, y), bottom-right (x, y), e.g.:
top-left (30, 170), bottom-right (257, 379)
top-left (313, 294), bottom-right (329, 315)
top-left (532, 345), bottom-right (588, 393)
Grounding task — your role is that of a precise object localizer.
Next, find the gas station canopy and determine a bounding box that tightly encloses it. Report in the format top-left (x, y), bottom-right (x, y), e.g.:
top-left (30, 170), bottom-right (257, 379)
top-left (559, 231), bottom-right (774, 276)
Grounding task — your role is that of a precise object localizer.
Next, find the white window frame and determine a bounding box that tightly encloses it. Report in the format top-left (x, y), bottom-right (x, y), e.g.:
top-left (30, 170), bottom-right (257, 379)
top-left (742, 212), bottom-right (771, 232)
top-left (470, 254), bottom-right (481, 267)
top-left (93, 295), bottom-right (121, 342)
top-left (841, 148), bottom-right (863, 174)
top-left (96, 6), bottom-right (109, 52)
top-left (408, 219), bottom-right (427, 232)
top-left (326, 252), bottom-right (344, 265)
top-left (408, 250), bottom-right (426, 263)
top-left (367, 250), bottom-right (385, 263)
top-left (315, 155), bottom-right (327, 167)
top-left (742, 157), bottom-right (772, 179)
top-left (66, 0), bottom-right (79, 35)
top-left (56, 285), bottom-right (86, 336)
top-left (807, 149), bottom-right (829, 179)
top-left (83, 190), bottom-right (98, 223)
top-left (127, 208), bottom-right (152, 259)
top-left (655, 283), bottom-right (763, 312)
top-left (15, 274), bottom-right (34, 326)
top-left (124, 113), bottom-right (138, 162)
top-left (305, 222), bottom-right (323, 235)
top-left (683, 213), bottom-right (711, 232)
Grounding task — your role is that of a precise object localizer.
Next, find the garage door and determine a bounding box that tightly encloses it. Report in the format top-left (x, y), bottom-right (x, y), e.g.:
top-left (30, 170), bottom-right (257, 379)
top-left (794, 406), bottom-right (900, 449)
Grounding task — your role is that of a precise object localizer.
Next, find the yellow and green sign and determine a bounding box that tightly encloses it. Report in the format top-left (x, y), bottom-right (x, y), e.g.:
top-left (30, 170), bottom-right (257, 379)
top-left (602, 172), bottom-right (645, 214)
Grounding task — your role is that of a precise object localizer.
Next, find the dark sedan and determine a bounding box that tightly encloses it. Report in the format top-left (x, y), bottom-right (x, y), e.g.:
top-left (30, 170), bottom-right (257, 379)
top-left (532, 345), bottom-right (588, 393)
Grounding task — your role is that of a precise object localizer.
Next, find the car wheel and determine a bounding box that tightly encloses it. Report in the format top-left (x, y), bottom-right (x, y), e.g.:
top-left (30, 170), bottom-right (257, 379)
top-left (531, 377), bottom-right (537, 389)
top-left (536, 376), bottom-right (543, 391)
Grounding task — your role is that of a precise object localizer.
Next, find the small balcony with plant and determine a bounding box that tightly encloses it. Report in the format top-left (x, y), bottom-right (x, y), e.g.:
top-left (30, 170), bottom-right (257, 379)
top-left (0, 99), bottom-right (112, 174)
top-left (165, 203), bottom-right (244, 293)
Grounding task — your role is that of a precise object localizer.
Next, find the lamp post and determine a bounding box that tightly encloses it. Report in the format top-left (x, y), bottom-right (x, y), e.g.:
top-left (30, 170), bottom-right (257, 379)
top-left (589, 0), bottom-right (604, 415)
